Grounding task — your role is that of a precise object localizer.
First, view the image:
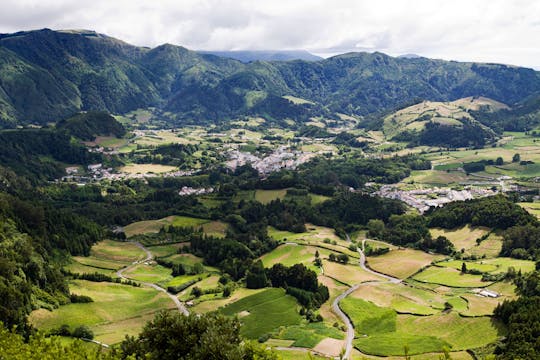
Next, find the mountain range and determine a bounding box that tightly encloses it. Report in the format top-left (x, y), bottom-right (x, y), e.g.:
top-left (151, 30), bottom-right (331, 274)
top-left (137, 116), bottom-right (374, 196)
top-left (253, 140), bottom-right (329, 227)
top-left (1, 28), bottom-right (540, 127)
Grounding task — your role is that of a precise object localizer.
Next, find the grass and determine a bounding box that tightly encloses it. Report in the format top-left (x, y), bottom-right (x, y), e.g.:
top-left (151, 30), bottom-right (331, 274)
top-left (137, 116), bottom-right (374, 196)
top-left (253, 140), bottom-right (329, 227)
top-left (191, 288), bottom-right (266, 313)
top-left (354, 333), bottom-right (449, 356)
top-left (64, 261), bottom-right (116, 277)
top-left (123, 263), bottom-right (172, 284)
top-left (340, 298), bottom-right (397, 336)
top-left (201, 221), bottom-right (228, 237)
top-left (367, 248), bottom-right (443, 279)
top-left (480, 257), bottom-right (535, 274)
top-left (276, 350), bottom-right (327, 360)
top-left (220, 288), bottom-right (302, 339)
top-left (71, 240), bottom-right (145, 272)
top-left (430, 225), bottom-right (489, 253)
top-left (90, 240), bottom-right (146, 263)
top-left (397, 313), bottom-right (505, 350)
top-left (344, 296), bottom-right (504, 356)
top-left (273, 323), bottom-right (344, 348)
top-left (254, 189), bottom-right (288, 204)
top-left (268, 225), bottom-right (357, 258)
top-left (518, 202), bottom-right (540, 219)
top-left (29, 280), bottom-right (174, 345)
top-left (412, 266), bottom-right (488, 288)
top-left (148, 243), bottom-right (183, 258)
top-left (436, 260), bottom-right (498, 273)
top-left (259, 244), bottom-right (329, 272)
top-left (351, 283), bottom-right (444, 315)
top-left (308, 193), bottom-right (331, 205)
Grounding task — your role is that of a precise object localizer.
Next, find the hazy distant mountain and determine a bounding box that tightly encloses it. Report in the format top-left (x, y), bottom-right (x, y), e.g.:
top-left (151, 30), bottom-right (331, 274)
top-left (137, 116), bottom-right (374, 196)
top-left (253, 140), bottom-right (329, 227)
top-left (198, 50), bottom-right (323, 62)
top-left (1, 29), bottom-right (540, 127)
top-left (398, 53), bottom-right (423, 59)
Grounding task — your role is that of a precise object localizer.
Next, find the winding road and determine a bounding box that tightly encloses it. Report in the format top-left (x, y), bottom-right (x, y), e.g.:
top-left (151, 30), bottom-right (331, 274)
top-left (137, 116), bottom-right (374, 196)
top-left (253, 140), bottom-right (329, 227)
top-left (331, 237), bottom-right (400, 359)
top-left (116, 241), bottom-right (189, 315)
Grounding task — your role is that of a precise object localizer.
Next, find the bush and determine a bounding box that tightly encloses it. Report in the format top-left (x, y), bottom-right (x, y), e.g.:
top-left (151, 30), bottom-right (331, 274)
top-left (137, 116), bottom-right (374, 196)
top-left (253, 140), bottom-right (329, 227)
top-left (72, 325), bottom-right (94, 340)
top-left (168, 280), bottom-right (198, 294)
top-left (70, 294), bottom-right (93, 303)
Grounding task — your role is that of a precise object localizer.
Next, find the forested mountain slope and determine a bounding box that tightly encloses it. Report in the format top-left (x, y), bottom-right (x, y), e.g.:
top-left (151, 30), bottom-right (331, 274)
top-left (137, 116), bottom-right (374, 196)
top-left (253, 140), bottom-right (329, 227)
top-left (1, 29), bottom-right (540, 126)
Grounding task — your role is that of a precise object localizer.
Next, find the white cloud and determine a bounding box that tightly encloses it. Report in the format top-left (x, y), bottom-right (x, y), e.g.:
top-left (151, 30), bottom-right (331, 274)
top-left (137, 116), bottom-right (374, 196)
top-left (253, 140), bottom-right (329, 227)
top-left (0, 0), bottom-right (538, 68)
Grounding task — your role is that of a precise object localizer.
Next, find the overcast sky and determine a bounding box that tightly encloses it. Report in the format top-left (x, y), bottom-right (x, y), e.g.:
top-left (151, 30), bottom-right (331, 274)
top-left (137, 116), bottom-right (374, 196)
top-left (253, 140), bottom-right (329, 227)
top-left (1, 0), bottom-right (539, 68)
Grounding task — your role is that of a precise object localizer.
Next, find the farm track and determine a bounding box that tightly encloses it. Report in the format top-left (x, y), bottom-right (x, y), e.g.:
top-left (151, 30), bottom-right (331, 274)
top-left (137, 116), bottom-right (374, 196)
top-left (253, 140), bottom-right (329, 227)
top-left (116, 241), bottom-right (189, 315)
top-left (331, 238), bottom-right (400, 359)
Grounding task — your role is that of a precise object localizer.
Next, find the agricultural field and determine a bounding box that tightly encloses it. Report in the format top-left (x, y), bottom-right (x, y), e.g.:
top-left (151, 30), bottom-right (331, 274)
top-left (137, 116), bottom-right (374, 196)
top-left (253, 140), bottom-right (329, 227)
top-left (259, 244), bottom-right (329, 272)
top-left (518, 201), bottom-right (540, 219)
top-left (254, 189), bottom-right (288, 204)
top-left (412, 266), bottom-right (488, 288)
top-left (29, 280), bottom-right (175, 345)
top-left (119, 163), bottom-right (177, 174)
top-left (367, 248), bottom-right (444, 279)
top-left (123, 215), bottom-right (210, 237)
top-left (322, 260), bottom-right (381, 286)
top-left (341, 297), bottom-right (504, 356)
top-left (268, 224), bottom-right (358, 257)
top-left (271, 322), bottom-right (344, 348)
top-left (69, 240), bottom-right (145, 273)
top-left (430, 225), bottom-right (490, 253)
top-left (220, 288), bottom-right (302, 339)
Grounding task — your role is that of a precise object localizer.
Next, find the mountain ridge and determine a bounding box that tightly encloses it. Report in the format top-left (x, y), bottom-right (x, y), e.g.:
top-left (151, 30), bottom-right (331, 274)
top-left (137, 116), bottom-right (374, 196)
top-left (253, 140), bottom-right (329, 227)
top-left (1, 28), bottom-right (539, 126)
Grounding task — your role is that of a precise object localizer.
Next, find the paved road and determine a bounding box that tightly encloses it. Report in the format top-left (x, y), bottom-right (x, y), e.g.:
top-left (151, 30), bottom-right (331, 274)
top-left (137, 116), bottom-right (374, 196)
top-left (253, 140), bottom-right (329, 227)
top-left (116, 241), bottom-right (189, 315)
top-left (331, 237), bottom-right (401, 359)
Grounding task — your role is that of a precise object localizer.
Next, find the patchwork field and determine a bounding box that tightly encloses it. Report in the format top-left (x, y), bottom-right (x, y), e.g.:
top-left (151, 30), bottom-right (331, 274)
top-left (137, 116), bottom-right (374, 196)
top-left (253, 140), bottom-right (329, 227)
top-left (341, 297), bottom-right (505, 356)
top-left (29, 280), bottom-right (175, 345)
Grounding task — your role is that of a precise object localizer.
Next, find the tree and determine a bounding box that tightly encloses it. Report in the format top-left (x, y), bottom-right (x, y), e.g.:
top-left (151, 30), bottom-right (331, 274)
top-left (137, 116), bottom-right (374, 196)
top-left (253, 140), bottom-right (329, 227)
top-left (191, 286), bottom-right (202, 297)
top-left (72, 325), bottom-right (94, 340)
top-left (461, 262), bottom-right (467, 274)
top-left (329, 253), bottom-right (336, 262)
top-left (513, 153), bottom-right (521, 163)
top-left (120, 311), bottom-right (276, 360)
top-left (496, 157), bottom-right (504, 165)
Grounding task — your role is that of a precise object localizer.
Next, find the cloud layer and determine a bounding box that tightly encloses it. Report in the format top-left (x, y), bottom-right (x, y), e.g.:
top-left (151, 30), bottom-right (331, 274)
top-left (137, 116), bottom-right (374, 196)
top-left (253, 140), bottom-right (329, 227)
top-left (1, 0), bottom-right (539, 68)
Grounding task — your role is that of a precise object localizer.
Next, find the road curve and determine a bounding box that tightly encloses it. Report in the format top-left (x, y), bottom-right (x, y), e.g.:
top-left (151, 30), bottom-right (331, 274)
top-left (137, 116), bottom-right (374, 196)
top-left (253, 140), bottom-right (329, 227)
top-left (331, 237), bottom-right (401, 359)
top-left (116, 241), bottom-right (189, 315)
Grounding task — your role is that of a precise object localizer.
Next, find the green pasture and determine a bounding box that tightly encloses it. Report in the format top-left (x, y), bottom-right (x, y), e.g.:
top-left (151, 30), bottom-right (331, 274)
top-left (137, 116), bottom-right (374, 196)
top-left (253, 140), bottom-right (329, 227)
top-left (220, 288), bottom-right (302, 339)
top-left (272, 323), bottom-right (344, 348)
top-left (412, 266), bottom-right (488, 288)
top-left (29, 280), bottom-right (174, 345)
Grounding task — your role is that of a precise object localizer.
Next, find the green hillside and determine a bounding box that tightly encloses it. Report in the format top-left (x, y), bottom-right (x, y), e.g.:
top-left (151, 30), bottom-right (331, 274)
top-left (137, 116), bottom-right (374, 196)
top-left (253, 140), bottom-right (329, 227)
top-left (0, 29), bottom-right (539, 127)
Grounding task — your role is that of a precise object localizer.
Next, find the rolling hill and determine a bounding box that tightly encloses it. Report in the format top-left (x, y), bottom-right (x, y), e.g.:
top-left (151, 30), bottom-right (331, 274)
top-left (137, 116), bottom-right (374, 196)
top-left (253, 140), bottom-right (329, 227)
top-left (1, 29), bottom-right (540, 127)
top-left (382, 97), bottom-right (506, 147)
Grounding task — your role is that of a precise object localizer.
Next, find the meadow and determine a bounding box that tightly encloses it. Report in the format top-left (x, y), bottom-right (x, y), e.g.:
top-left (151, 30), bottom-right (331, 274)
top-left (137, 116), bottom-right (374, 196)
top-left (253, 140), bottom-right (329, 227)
top-left (29, 280), bottom-right (174, 345)
top-left (412, 266), bottom-right (488, 288)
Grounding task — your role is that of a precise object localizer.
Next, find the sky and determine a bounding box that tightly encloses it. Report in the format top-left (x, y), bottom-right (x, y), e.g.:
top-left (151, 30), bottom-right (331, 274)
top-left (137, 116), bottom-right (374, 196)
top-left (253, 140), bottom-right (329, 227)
top-left (1, 0), bottom-right (539, 69)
